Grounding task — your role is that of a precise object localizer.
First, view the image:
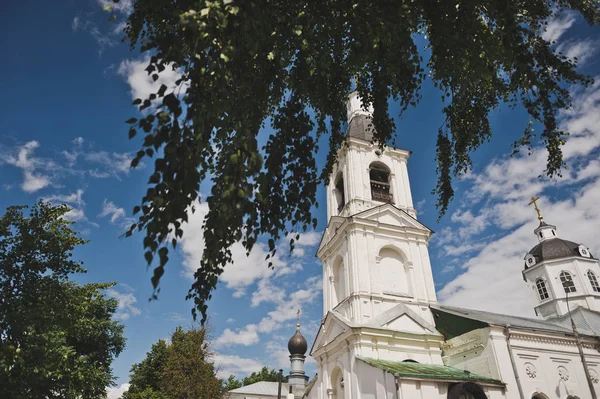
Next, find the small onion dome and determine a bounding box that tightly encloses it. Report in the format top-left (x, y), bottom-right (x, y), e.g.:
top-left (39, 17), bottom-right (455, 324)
top-left (288, 323), bottom-right (308, 355)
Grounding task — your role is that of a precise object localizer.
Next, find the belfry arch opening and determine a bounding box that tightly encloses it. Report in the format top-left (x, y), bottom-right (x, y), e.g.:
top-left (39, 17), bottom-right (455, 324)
top-left (369, 162), bottom-right (392, 204)
top-left (334, 172), bottom-right (345, 213)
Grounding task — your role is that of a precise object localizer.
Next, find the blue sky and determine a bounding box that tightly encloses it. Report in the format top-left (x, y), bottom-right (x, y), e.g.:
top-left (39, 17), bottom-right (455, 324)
top-left (2, 2), bottom-right (600, 398)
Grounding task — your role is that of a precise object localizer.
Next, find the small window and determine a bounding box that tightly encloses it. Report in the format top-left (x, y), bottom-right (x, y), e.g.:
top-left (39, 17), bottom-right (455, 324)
top-left (536, 279), bottom-right (549, 300)
top-left (539, 232), bottom-right (543, 239)
top-left (587, 271), bottom-right (600, 293)
top-left (560, 271), bottom-right (576, 294)
top-left (578, 245), bottom-right (591, 258)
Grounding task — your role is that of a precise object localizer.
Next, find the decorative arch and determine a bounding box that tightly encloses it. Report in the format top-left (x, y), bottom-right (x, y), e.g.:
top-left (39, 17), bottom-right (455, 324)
top-left (333, 172), bottom-right (345, 214)
top-left (332, 256), bottom-right (346, 305)
top-left (369, 161), bottom-right (393, 204)
top-left (587, 270), bottom-right (600, 293)
top-left (535, 278), bottom-right (550, 300)
top-left (559, 271), bottom-right (576, 293)
top-left (447, 382), bottom-right (487, 399)
top-left (330, 366), bottom-right (344, 399)
top-left (531, 393), bottom-right (550, 399)
top-left (376, 246), bottom-right (411, 295)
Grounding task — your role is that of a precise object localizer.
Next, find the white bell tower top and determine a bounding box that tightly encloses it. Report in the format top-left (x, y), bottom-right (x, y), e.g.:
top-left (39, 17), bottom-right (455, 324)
top-left (346, 91), bottom-right (374, 123)
top-left (326, 92), bottom-right (416, 220)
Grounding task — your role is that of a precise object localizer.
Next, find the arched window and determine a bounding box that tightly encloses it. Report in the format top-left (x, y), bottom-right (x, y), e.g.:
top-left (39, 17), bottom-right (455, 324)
top-left (560, 271), bottom-right (576, 293)
top-left (588, 270), bottom-right (600, 292)
top-left (402, 359), bottom-right (419, 363)
top-left (532, 394), bottom-right (549, 399)
top-left (332, 257), bottom-right (345, 305)
top-left (447, 382), bottom-right (487, 399)
top-left (369, 162), bottom-right (392, 204)
top-left (334, 172), bottom-right (345, 213)
top-left (536, 278), bottom-right (549, 300)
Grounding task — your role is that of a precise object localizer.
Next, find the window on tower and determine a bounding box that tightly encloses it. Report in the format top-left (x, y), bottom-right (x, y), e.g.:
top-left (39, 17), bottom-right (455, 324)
top-left (536, 278), bottom-right (549, 300)
top-left (369, 163), bottom-right (392, 204)
top-left (334, 173), bottom-right (345, 213)
top-left (559, 271), bottom-right (576, 294)
top-left (587, 270), bottom-right (600, 293)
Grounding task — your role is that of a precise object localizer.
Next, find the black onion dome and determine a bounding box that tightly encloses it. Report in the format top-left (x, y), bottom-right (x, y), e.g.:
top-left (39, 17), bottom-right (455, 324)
top-left (525, 238), bottom-right (594, 268)
top-left (288, 325), bottom-right (308, 355)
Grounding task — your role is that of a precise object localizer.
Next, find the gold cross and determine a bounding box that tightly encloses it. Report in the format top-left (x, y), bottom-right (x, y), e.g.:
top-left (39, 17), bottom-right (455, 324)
top-left (528, 196), bottom-right (543, 221)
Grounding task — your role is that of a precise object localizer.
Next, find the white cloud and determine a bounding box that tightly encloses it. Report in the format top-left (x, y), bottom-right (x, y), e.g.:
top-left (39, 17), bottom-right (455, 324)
top-left (437, 79), bottom-right (600, 317)
top-left (214, 276), bottom-right (321, 348)
top-left (106, 383), bottom-right (130, 399)
top-left (42, 189), bottom-right (99, 227)
top-left (118, 55), bottom-right (185, 104)
top-left (4, 141), bottom-right (51, 192)
top-left (98, 199), bottom-right (134, 227)
top-left (214, 354), bottom-right (264, 378)
top-left (107, 288), bottom-right (141, 321)
top-left (71, 14), bottom-right (115, 55)
top-left (179, 201), bottom-right (316, 298)
top-left (557, 38), bottom-right (599, 66)
top-left (84, 151), bottom-right (133, 177)
top-left (542, 11), bottom-right (576, 43)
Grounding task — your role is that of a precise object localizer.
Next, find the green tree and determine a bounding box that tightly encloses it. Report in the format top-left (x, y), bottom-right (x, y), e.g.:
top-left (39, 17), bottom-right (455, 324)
top-left (161, 326), bottom-right (223, 398)
top-left (221, 375), bottom-right (242, 392)
top-left (242, 367), bottom-right (283, 386)
top-left (122, 326), bottom-right (222, 399)
top-left (122, 340), bottom-right (169, 399)
top-left (221, 367), bottom-right (283, 394)
top-left (0, 202), bottom-right (125, 399)
top-left (113, 0), bottom-right (600, 321)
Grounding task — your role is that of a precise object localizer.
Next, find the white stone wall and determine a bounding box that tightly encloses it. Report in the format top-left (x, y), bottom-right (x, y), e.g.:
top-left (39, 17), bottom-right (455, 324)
top-left (320, 220), bottom-right (437, 323)
top-left (524, 255), bottom-right (600, 318)
top-left (443, 326), bottom-right (600, 399)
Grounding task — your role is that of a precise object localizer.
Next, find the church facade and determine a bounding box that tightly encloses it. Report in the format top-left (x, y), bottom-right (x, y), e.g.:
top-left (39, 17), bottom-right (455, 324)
top-left (292, 92), bottom-right (600, 399)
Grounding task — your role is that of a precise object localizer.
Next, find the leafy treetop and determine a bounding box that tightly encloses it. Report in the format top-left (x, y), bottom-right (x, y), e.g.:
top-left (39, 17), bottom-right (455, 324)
top-left (114, 0), bottom-right (599, 322)
top-left (0, 202), bottom-right (125, 399)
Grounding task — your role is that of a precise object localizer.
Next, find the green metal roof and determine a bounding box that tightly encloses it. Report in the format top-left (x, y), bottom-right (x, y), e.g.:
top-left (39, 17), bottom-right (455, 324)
top-left (358, 357), bottom-right (503, 385)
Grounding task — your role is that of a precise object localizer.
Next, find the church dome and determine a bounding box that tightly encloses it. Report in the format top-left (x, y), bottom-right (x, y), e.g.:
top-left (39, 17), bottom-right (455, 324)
top-left (525, 238), bottom-right (594, 268)
top-left (288, 324), bottom-right (308, 356)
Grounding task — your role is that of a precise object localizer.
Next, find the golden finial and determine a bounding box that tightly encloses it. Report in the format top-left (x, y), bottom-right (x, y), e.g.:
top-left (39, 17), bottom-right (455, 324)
top-left (528, 196), bottom-right (543, 221)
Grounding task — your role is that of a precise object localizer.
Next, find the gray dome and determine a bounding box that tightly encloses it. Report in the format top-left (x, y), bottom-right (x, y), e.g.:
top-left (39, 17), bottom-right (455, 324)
top-left (525, 238), bottom-right (593, 268)
top-left (347, 114), bottom-right (374, 142)
top-left (288, 325), bottom-right (307, 355)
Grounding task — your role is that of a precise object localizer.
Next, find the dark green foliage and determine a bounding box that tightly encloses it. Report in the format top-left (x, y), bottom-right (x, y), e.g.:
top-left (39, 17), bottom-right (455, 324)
top-left (242, 367), bottom-right (284, 386)
top-left (115, 0), bottom-right (599, 321)
top-left (0, 202), bottom-right (125, 399)
top-left (221, 367), bottom-right (283, 393)
top-left (121, 327), bottom-right (222, 399)
top-left (221, 375), bottom-right (242, 392)
top-left (122, 340), bottom-right (169, 399)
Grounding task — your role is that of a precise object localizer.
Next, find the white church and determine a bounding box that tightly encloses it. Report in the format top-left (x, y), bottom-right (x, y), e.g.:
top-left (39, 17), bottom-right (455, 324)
top-left (228, 93), bottom-right (600, 399)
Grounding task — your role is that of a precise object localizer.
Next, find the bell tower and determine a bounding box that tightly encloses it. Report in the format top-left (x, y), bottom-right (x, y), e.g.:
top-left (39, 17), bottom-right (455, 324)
top-left (317, 92), bottom-right (438, 326)
top-left (326, 91), bottom-right (417, 221)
